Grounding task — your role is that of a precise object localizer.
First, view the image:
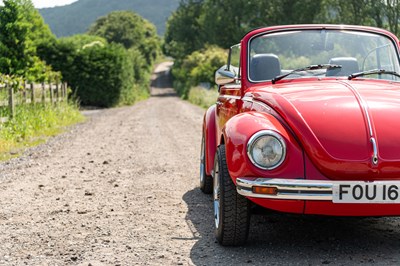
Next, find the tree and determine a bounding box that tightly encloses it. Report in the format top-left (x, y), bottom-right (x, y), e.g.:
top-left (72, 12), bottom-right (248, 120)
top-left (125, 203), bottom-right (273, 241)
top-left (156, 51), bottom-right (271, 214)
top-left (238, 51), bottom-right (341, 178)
top-left (88, 11), bottom-right (161, 65)
top-left (385, 0), bottom-right (400, 35)
top-left (172, 45), bottom-right (226, 98)
top-left (0, 0), bottom-right (57, 80)
top-left (0, 0), bottom-right (30, 75)
top-left (164, 0), bottom-right (204, 59)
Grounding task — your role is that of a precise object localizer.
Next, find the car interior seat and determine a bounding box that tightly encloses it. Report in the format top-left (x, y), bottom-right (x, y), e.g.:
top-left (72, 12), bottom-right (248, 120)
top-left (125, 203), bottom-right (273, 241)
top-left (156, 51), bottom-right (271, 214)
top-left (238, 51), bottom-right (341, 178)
top-left (326, 57), bottom-right (360, 76)
top-left (250, 54), bottom-right (281, 81)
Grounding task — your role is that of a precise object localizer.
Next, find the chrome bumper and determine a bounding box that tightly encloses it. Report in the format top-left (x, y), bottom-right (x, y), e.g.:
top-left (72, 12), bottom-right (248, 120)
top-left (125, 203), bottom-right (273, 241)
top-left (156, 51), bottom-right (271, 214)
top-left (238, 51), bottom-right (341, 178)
top-left (236, 178), bottom-right (334, 200)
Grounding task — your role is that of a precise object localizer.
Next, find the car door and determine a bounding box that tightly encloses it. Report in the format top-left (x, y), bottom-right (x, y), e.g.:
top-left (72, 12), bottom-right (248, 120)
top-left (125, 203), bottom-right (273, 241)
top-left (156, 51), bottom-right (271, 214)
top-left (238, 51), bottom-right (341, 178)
top-left (216, 44), bottom-right (242, 139)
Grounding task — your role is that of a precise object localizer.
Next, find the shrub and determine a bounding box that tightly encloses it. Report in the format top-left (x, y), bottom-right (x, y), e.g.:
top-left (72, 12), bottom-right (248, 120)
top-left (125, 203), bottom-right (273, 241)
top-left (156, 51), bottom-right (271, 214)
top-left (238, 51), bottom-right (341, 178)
top-left (172, 45), bottom-right (226, 98)
top-left (70, 43), bottom-right (136, 107)
top-left (38, 34), bottom-right (151, 107)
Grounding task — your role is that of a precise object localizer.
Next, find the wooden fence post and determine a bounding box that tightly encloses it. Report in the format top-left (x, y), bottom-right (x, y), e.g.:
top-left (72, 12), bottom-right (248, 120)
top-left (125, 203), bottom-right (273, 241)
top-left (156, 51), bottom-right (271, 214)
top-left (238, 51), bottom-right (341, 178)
top-left (56, 82), bottom-right (60, 103)
top-left (49, 81), bottom-right (54, 104)
top-left (0, 81), bottom-right (68, 123)
top-left (30, 83), bottom-right (35, 105)
top-left (41, 82), bottom-right (46, 104)
top-left (62, 82), bottom-right (67, 101)
top-left (8, 83), bottom-right (15, 118)
top-left (23, 81), bottom-right (27, 104)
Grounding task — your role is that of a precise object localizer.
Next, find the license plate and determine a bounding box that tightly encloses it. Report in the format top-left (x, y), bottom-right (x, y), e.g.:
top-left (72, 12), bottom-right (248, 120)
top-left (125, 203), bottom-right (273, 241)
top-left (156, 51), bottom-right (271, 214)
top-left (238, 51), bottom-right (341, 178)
top-left (332, 182), bottom-right (400, 203)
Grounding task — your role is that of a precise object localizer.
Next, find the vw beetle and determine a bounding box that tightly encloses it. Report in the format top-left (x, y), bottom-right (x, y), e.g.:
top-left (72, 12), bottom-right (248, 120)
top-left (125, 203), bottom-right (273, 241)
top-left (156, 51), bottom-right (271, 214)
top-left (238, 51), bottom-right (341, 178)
top-left (200, 24), bottom-right (400, 246)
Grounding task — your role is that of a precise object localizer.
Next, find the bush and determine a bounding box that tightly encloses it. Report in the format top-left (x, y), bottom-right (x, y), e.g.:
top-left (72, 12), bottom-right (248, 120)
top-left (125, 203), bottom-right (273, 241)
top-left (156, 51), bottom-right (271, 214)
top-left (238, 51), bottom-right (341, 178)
top-left (71, 43), bottom-right (136, 107)
top-left (172, 45), bottom-right (226, 99)
top-left (38, 34), bottom-right (151, 107)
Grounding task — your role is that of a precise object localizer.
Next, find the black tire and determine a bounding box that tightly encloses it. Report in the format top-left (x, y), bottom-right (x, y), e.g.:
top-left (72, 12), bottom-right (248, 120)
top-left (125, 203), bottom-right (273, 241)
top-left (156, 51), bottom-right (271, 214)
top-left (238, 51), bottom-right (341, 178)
top-left (200, 134), bottom-right (213, 194)
top-left (214, 144), bottom-right (250, 246)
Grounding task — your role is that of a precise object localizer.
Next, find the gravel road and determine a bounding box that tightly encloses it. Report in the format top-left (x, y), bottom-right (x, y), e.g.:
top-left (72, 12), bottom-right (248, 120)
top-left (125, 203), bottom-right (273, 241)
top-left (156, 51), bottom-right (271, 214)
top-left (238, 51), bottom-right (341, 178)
top-left (1, 62), bottom-right (400, 265)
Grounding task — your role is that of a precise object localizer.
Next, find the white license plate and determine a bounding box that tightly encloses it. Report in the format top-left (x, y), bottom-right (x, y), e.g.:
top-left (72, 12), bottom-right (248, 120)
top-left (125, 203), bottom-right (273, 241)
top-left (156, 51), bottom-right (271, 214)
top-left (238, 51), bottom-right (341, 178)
top-left (332, 182), bottom-right (400, 203)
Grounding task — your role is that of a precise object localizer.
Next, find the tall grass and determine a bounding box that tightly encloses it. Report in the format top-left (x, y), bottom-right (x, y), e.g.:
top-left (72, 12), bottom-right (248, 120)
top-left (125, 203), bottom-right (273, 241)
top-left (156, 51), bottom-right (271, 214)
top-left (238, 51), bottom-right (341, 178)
top-left (0, 101), bottom-right (84, 159)
top-left (188, 86), bottom-right (218, 109)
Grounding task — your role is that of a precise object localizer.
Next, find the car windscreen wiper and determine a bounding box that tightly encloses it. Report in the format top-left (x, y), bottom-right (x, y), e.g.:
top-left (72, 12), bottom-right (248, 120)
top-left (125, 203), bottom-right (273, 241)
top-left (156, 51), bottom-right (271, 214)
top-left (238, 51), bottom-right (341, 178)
top-left (348, 69), bottom-right (400, 80)
top-left (272, 64), bottom-right (342, 84)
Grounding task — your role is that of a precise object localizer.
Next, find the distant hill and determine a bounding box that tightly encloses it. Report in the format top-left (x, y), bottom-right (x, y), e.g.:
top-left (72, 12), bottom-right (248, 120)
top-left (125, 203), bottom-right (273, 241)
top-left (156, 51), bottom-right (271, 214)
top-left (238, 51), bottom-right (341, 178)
top-left (39, 0), bottom-right (180, 37)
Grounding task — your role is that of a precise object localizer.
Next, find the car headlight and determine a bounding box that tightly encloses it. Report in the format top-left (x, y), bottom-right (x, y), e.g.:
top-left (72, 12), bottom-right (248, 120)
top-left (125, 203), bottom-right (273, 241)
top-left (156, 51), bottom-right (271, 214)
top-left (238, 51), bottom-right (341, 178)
top-left (247, 130), bottom-right (286, 170)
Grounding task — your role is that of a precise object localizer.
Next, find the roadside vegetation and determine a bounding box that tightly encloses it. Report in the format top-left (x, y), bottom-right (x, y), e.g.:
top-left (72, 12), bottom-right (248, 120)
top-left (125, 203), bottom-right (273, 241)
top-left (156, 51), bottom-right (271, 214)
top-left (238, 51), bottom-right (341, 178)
top-left (0, 0), bottom-right (161, 158)
top-left (188, 86), bottom-right (219, 109)
top-left (39, 10), bottom-right (161, 107)
top-left (0, 103), bottom-right (83, 160)
top-left (164, 0), bottom-right (400, 107)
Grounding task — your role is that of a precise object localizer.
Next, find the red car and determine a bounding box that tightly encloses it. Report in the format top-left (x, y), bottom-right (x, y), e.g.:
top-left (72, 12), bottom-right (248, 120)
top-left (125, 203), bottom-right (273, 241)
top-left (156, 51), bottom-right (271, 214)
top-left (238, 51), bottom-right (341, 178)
top-left (200, 24), bottom-right (400, 246)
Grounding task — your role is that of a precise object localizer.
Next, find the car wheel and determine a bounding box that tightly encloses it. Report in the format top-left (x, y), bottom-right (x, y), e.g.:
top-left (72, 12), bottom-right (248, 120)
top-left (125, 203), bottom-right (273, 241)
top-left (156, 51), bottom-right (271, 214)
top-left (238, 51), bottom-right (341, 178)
top-left (214, 144), bottom-right (250, 246)
top-left (200, 134), bottom-right (213, 194)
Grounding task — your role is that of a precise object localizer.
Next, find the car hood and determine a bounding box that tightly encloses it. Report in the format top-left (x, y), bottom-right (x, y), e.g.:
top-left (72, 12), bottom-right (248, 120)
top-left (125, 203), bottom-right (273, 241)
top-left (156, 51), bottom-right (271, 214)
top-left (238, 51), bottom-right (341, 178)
top-left (252, 79), bottom-right (400, 180)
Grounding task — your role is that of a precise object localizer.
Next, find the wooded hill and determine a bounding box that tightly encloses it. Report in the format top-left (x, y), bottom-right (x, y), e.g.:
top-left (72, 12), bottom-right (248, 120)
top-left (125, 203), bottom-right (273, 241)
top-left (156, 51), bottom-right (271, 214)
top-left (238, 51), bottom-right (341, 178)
top-left (39, 0), bottom-right (180, 36)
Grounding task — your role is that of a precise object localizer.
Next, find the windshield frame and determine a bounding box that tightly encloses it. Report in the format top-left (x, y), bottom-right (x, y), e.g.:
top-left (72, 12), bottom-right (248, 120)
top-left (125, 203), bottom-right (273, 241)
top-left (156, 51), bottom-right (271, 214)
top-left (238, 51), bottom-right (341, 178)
top-left (247, 27), bottom-right (400, 84)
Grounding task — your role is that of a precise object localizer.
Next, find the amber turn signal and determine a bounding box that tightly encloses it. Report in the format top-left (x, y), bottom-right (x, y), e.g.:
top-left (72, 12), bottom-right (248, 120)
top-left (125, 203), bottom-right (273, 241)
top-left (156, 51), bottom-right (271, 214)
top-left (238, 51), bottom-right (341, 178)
top-left (252, 186), bottom-right (278, 195)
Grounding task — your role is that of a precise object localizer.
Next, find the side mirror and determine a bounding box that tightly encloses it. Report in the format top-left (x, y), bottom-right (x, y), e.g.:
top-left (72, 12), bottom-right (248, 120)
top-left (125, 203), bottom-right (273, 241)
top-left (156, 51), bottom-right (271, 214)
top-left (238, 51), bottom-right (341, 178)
top-left (215, 67), bottom-right (236, 85)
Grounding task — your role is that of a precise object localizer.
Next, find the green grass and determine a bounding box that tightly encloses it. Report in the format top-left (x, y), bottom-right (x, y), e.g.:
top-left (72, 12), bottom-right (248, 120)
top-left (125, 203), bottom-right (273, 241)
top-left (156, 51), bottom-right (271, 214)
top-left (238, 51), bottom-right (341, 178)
top-left (188, 86), bottom-right (218, 109)
top-left (0, 101), bottom-right (85, 160)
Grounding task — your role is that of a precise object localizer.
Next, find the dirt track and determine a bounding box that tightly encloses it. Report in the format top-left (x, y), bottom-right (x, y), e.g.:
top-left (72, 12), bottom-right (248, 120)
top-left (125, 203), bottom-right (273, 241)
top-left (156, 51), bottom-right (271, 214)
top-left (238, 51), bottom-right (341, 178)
top-left (1, 62), bottom-right (400, 265)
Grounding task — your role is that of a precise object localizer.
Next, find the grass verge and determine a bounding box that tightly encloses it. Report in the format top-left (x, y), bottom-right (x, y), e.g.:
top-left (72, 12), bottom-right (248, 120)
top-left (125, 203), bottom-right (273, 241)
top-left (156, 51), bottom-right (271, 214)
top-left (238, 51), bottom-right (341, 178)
top-left (0, 102), bottom-right (84, 160)
top-left (188, 86), bottom-right (218, 109)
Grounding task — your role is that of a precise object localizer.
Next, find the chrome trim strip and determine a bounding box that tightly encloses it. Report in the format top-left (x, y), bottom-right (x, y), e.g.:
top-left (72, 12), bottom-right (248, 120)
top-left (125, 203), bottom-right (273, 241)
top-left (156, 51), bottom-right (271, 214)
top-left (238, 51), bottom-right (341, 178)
top-left (236, 178), bottom-right (333, 200)
top-left (242, 96), bottom-right (253, 102)
top-left (253, 100), bottom-right (272, 111)
top-left (242, 97), bottom-right (272, 111)
top-left (219, 95), bottom-right (241, 100)
top-left (225, 84), bottom-right (241, 89)
top-left (371, 137), bottom-right (378, 165)
top-left (344, 82), bottom-right (374, 137)
top-left (340, 81), bottom-right (378, 165)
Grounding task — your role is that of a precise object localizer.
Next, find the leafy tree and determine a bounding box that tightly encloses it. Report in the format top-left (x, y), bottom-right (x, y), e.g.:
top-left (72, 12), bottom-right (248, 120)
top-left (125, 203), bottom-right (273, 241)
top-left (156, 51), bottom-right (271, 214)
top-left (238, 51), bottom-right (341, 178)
top-left (199, 0), bottom-right (252, 48)
top-left (385, 0), bottom-right (400, 35)
top-left (0, 0), bottom-right (30, 76)
top-left (0, 0), bottom-right (57, 81)
top-left (164, 0), bottom-right (204, 59)
top-left (172, 45), bottom-right (226, 98)
top-left (88, 11), bottom-right (161, 65)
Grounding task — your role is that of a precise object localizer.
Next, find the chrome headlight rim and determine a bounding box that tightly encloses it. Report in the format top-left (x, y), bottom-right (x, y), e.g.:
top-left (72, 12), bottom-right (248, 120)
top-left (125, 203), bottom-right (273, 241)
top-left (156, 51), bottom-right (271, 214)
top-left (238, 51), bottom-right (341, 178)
top-left (247, 130), bottom-right (287, 170)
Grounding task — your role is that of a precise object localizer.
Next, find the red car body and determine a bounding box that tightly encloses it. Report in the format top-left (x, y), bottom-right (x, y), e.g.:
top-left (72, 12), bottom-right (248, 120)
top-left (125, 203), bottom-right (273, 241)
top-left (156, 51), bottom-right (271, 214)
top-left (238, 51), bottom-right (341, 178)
top-left (201, 25), bottom-right (400, 245)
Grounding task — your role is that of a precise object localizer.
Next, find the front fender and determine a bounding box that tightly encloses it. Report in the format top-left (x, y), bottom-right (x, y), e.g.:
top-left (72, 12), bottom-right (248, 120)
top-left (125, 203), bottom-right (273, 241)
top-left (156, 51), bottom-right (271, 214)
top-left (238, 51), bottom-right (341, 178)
top-left (203, 104), bottom-right (217, 176)
top-left (222, 112), bottom-right (304, 181)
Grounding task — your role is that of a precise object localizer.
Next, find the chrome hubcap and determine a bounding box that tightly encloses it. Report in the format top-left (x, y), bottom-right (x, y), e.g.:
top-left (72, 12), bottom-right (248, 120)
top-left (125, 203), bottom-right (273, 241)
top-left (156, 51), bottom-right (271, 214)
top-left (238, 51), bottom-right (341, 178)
top-left (213, 158), bottom-right (220, 228)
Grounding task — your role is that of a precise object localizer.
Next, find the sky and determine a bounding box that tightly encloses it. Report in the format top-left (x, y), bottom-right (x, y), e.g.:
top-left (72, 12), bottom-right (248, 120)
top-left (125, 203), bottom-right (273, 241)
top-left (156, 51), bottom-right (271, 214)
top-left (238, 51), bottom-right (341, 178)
top-left (32, 0), bottom-right (78, 8)
top-left (0, 0), bottom-right (78, 8)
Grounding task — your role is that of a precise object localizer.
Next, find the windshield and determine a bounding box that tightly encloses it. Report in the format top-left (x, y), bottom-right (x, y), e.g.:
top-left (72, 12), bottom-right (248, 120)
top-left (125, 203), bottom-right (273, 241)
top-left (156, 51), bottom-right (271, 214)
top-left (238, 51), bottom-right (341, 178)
top-left (248, 29), bottom-right (400, 82)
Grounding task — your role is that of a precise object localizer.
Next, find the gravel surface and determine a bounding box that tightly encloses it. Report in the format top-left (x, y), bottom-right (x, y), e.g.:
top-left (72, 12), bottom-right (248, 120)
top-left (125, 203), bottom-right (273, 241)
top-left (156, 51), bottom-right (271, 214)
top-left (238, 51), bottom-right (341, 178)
top-left (1, 62), bottom-right (400, 265)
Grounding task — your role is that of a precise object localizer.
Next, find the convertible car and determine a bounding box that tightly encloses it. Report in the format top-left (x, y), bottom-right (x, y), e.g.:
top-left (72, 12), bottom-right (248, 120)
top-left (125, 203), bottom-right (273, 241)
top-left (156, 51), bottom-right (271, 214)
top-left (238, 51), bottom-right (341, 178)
top-left (200, 24), bottom-right (400, 246)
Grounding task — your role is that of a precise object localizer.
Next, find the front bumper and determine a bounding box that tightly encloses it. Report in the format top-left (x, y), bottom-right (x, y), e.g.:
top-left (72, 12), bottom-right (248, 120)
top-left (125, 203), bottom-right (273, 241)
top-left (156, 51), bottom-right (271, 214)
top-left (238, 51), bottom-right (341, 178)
top-left (236, 178), bottom-right (333, 200)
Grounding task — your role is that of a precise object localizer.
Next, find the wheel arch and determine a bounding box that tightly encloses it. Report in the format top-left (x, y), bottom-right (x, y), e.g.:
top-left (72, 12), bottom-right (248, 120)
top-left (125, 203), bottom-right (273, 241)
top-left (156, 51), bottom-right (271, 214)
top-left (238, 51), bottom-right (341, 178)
top-left (222, 111), bottom-right (304, 181)
top-left (203, 104), bottom-right (217, 176)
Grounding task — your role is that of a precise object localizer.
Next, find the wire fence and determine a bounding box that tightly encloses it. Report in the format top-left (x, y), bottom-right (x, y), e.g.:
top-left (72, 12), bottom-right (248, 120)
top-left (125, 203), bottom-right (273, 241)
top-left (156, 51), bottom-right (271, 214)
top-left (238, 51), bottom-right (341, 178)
top-left (0, 81), bottom-right (68, 123)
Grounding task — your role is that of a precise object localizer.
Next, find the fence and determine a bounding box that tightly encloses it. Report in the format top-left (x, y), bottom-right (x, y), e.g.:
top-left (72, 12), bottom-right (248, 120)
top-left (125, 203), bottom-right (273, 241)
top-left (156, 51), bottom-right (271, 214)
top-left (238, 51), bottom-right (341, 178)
top-left (0, 81), bottom-right (68, 123)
